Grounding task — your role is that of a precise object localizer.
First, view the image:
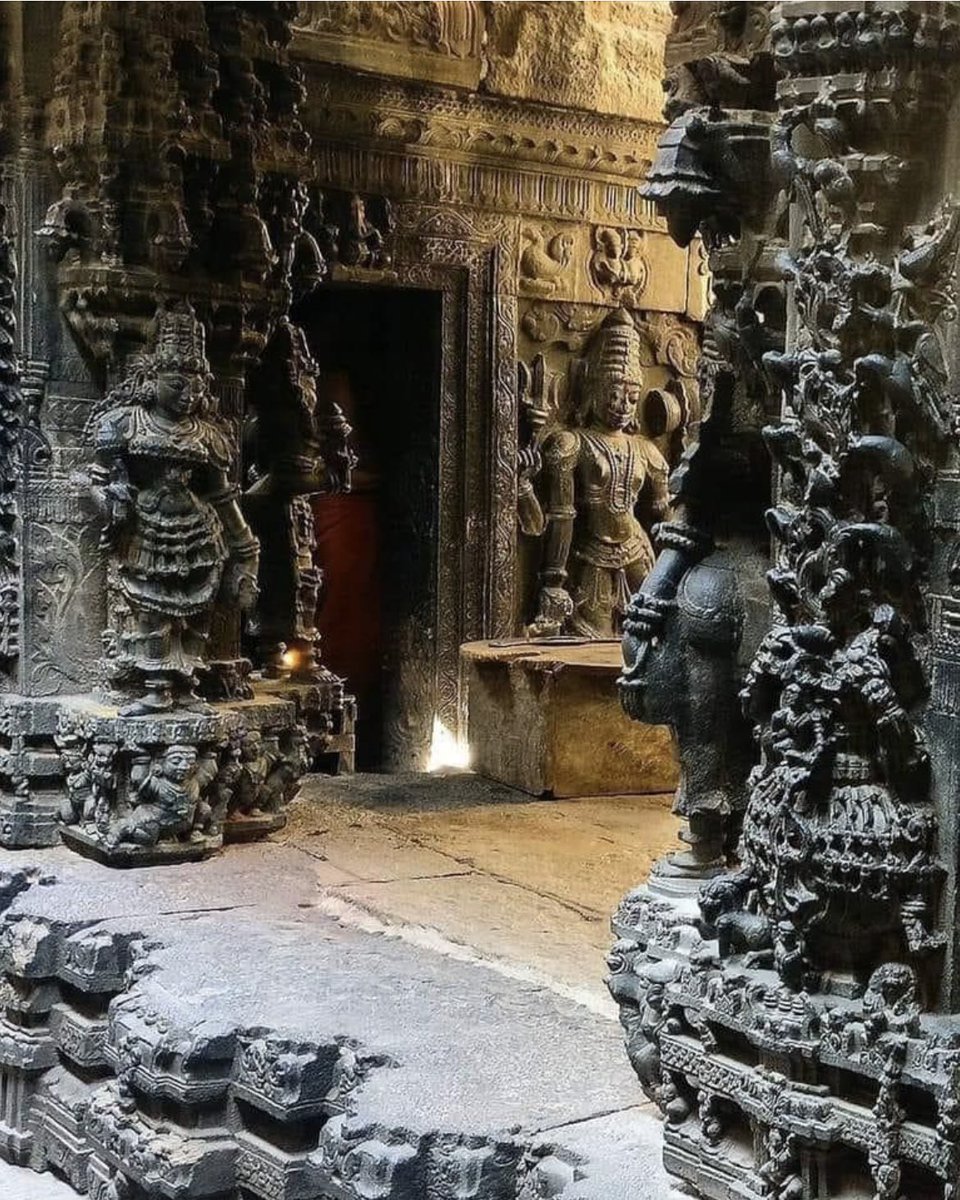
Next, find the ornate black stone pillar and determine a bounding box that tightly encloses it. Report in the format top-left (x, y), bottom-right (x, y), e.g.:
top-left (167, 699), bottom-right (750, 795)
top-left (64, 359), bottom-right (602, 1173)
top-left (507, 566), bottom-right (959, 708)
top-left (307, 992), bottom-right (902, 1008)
top-left (612, 4), bottom-right (960, 1197)
top-left (0, 2), bottom-right (333, 862)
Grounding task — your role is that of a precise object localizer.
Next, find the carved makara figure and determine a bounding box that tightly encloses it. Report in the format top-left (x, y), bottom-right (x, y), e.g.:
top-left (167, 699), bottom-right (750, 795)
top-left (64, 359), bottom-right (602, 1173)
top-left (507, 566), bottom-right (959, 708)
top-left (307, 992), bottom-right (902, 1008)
top-left (520, 309), bottom-right (671, 638)
top-left (85, 303), bottom-right (260, 714)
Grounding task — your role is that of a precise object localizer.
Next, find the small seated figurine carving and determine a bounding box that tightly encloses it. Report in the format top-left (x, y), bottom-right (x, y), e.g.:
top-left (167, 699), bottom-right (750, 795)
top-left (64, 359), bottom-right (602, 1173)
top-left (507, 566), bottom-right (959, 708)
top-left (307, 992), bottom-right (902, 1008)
top-left (105, 743), bottom-right (216, 850)
top-left (518, 309), bottom-right (671, 638)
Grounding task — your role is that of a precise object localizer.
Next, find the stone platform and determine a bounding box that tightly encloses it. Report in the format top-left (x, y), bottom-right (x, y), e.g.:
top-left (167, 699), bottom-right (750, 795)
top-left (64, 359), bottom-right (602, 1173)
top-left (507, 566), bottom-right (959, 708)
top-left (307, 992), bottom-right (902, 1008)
top-left (461, 640), bottom-right (679, 798)
top-left (0, 817), bottom-right (677, 1200)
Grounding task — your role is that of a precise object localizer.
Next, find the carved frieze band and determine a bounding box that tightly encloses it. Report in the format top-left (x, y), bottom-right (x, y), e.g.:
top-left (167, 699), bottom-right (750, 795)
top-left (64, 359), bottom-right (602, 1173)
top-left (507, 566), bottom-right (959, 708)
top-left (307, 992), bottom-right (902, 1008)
top-left (301, 66), bottom-right (665, 228)
top-left (517, 219), bottom-right (703, 314)
top-left (294, 1), bottom-right (484, 88)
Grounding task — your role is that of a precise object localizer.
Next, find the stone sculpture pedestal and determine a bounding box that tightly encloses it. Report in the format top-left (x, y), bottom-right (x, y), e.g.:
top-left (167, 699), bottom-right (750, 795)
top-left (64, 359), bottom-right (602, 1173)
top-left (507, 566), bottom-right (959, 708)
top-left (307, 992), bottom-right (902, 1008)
top-left (56, 686), bottom-right (305, 867)
top-left (259, 672), bottom-right (356, 775)
top-left (460, 640), bottom-right (678, 797)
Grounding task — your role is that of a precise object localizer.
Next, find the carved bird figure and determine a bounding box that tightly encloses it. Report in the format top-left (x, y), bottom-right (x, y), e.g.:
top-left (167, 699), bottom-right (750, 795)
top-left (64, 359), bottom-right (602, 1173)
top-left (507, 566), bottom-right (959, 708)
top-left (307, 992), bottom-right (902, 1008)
top-left (519, 227), bottom-right (574, 297)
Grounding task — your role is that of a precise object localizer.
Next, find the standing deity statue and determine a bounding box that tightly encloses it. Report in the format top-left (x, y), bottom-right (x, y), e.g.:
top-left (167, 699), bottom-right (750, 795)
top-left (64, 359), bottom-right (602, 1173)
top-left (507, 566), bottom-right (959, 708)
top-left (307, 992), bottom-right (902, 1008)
top-left (519, 308), bottom-right (671, 637)
top-left (85, 303), bottom-right (260, 715)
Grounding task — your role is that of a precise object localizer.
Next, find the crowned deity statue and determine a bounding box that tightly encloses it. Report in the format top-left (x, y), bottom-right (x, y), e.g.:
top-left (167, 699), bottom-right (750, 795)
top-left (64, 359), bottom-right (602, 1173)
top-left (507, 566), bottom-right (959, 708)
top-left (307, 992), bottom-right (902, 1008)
top-left (519, 308), bottom-right (671, 638)
top-left (85, 302), bottom-right (260, 715)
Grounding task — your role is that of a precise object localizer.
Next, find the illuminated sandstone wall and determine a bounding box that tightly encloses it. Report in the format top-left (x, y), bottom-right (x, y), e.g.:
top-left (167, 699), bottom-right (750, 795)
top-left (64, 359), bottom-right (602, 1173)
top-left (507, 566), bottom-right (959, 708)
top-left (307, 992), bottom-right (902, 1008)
top-left (294, 1), bottom-right (671, 121)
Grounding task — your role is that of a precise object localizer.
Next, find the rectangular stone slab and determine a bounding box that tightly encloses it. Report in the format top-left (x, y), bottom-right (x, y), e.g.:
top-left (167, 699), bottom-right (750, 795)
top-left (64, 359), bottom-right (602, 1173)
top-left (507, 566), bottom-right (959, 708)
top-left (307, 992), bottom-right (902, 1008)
top-left (461, 640), bottom-right (678, 798)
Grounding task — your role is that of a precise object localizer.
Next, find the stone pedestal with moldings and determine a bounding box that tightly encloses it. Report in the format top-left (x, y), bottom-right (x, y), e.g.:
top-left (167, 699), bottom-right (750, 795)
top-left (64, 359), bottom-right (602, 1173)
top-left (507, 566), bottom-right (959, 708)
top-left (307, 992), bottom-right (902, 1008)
top-left (54, 687), bottom-right (306, 867)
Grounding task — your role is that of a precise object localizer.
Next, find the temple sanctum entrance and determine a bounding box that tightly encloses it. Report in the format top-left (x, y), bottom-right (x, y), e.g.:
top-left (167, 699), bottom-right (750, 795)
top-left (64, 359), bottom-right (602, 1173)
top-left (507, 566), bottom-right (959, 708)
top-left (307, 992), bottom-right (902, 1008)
top-left (296, 286), bottom-right (442, 771)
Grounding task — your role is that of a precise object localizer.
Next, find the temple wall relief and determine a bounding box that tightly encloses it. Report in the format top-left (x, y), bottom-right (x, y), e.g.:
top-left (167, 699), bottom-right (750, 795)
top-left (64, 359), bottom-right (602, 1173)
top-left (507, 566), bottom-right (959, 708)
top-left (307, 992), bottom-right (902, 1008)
top-left (293, 8), bottom-right (705, 750)
top-left (294, 1), bottom-right (671, 120)
top-left (0, 0), bottom-right (706, 819)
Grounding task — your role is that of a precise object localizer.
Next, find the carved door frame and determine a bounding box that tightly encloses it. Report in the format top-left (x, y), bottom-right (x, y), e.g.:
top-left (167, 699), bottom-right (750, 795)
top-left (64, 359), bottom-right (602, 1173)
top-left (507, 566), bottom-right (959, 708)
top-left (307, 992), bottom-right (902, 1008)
top-left (331, 205), bottom-right (518, 761)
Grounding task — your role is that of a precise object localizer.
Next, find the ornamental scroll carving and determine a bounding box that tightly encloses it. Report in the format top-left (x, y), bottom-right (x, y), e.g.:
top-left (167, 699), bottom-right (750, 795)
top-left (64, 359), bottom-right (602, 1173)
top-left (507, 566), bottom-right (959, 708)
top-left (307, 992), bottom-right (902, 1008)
top-left (0, 205), bottom-right (21, 674)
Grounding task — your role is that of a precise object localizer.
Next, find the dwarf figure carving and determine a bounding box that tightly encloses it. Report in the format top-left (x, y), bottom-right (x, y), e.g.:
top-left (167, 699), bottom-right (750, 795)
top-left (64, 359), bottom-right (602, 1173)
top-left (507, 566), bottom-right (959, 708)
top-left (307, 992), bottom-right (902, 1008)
top-left (105, 743), bottom-right (216, 850)
top-left (233, 729), bottom-right (269, 816)
top-left (519, 309), bottom-right (671, 637)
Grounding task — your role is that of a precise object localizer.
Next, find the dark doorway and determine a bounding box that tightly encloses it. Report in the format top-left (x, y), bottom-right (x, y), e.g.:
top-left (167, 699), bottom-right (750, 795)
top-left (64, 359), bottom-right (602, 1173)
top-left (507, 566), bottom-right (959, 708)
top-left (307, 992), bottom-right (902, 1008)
top-left (295, 285), bottom-right (442, 771)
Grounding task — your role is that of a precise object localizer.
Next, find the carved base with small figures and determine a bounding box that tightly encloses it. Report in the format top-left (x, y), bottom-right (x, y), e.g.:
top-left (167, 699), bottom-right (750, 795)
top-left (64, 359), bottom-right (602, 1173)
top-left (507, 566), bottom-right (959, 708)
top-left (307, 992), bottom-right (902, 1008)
top-left (608, 890), bottom-right (960, 1200)
top-left (53, 686), bottom-right (307, 867)
top-left (260, 672), bottom-right (357, 775)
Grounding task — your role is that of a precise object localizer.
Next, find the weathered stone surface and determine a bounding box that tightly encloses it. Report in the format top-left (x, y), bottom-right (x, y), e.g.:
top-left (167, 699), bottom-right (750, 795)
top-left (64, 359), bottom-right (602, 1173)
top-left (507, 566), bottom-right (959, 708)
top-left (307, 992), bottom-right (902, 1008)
top-left (0, 1158), bottom-right (77, 1199)
top-left (462, 640), bottom-right (678, 797)
top-left (293, 1), bottom-right (485, 88)
top-left (292, 2), bottom-right (671, 121)
top-left (0, 843), bottom-right (676, 1200)
top-left (484, 2), bottom-right (671, 123)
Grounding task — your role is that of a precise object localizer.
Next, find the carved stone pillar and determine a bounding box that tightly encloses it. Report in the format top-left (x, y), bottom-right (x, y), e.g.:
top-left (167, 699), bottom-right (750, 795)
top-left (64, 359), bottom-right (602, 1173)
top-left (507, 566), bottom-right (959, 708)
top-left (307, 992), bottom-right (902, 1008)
top-left (0, 2), bottom-right (326, 861)
top-left (619, 3), bottom-right (780, 885)
top-left (611, 4), bottom-right (960, 1199)
top-left (243, 316), bottom-right (357, 770)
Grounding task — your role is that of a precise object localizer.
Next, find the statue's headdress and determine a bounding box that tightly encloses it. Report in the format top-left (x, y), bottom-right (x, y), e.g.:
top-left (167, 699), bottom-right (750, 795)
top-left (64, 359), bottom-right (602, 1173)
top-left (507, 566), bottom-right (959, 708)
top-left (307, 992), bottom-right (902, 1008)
top-left (585, 308), bottom-right (644, 381)
top-left (154, 301), bottom-right (209, 373)
top-left (575, 308), bottom-right (644, 425)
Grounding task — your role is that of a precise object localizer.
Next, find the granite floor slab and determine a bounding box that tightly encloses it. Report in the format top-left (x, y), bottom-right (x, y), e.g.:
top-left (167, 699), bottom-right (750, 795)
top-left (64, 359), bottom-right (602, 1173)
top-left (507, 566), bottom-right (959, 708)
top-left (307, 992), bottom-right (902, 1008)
top-left (0, 784), bottom-right (676, 1200)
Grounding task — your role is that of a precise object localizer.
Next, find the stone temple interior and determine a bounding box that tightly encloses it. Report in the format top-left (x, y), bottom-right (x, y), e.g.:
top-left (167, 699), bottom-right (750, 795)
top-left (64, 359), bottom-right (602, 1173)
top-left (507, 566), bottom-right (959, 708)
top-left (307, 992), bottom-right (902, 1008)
top-left (2, 2), bottom-right (960, 1199)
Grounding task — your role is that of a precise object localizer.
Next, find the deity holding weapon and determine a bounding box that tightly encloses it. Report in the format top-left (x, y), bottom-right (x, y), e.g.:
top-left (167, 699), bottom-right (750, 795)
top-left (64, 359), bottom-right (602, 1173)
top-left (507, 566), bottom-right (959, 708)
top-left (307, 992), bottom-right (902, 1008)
top-left (519, 308), bottom-right (672, 638)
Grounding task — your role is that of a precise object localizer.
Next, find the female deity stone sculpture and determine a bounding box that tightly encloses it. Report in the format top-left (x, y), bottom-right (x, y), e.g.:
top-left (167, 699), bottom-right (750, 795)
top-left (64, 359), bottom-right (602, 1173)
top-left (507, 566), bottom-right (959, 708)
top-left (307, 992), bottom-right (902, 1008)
top-left (519, 308), bottom-right (670, 637)
top-left (85, 302), bottom-right (260, 714)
